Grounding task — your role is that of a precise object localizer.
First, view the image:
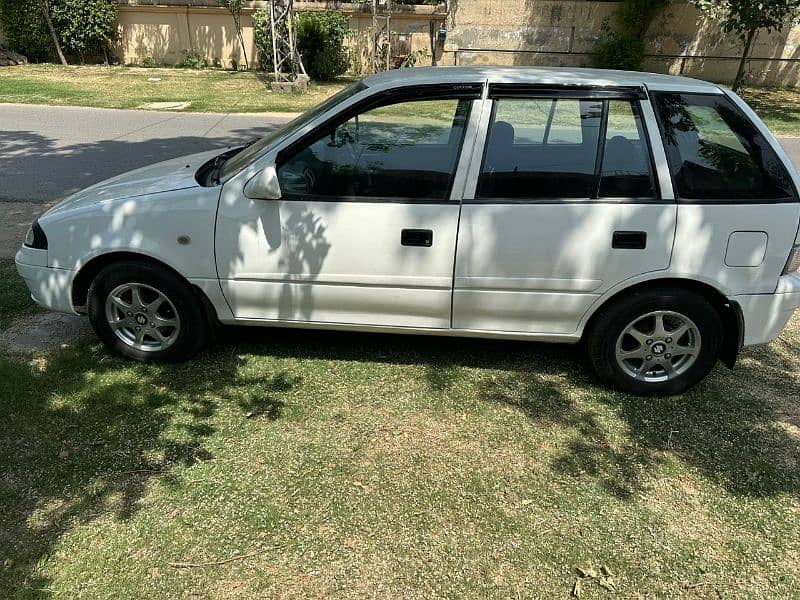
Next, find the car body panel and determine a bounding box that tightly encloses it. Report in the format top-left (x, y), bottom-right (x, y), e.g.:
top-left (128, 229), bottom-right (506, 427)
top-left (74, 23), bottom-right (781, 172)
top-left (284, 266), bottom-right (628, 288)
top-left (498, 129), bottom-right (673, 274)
top-left (14, 67), bottom-right (800, 353)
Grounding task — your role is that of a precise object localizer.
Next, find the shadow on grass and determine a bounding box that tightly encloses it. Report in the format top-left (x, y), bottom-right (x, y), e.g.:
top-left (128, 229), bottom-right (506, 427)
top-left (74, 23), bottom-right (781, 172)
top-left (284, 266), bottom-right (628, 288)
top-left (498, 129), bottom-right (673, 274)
top-left (221, 325), bottom-right (800, 502)
top-left (0, 346), bottom-right (300, 596)
top-left (2, 323), bottom-right (798, 594)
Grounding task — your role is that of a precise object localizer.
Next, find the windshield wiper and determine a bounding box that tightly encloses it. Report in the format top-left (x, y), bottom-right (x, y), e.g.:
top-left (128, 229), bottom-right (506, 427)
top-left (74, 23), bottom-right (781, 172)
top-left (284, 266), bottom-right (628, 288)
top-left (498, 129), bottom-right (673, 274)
top-left (208, 141), bottom-right (258, 186)
top-left (208, 154), bottom-right (228, 186)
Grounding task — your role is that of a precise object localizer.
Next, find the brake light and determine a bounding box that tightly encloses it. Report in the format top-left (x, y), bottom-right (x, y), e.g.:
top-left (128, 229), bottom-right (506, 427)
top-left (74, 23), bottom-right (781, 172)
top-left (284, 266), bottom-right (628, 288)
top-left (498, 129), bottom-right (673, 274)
top-left (784, 245), bottom-right (800, 275)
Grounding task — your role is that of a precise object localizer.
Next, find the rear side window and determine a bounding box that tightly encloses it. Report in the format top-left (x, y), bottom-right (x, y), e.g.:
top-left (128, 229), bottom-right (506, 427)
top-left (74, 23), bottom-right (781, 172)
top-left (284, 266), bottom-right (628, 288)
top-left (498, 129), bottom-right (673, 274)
top-left (477, 98), bottom-right (603, 199)
top-left (652, 92), bottom-right (795, 201)
top-left (477, 97), bottom-right (656, 200)
top-left (600, 100), bottom-right (656, 198)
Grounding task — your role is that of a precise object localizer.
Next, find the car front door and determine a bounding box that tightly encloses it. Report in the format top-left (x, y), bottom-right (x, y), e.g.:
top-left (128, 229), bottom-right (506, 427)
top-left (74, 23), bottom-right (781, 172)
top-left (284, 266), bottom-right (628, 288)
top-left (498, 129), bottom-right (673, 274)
top-left (453, 86), bottom-right (677, 335)
top-left (215, 85), bottom-right (481, 329)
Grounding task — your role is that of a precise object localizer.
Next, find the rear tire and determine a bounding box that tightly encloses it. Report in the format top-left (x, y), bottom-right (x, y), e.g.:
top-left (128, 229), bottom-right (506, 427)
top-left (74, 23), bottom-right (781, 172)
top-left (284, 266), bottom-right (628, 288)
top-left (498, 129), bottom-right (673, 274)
top-left (587, 288), bottom-right (722, 396)
top-left (88, 261), bottom-right (209, 362)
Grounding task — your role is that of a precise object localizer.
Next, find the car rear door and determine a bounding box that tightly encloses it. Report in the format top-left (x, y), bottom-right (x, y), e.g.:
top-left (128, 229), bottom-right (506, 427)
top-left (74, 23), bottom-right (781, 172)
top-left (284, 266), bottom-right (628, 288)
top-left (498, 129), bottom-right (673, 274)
top-left (453, 85), bottom-right (677, 335)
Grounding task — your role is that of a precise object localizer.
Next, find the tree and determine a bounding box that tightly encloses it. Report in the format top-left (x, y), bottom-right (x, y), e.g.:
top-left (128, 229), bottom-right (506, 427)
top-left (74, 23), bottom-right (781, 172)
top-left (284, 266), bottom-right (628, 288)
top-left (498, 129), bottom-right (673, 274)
top-left (694, 0), bottom-right (800, 91)
top-left (51, 0), bottom-right (117, 64)
top-left (38, 0), bottom-right (67, 65)
top-left (594, 0), bottom-right (670, 71)
top-left (220, 0), bottom-right (249, 70)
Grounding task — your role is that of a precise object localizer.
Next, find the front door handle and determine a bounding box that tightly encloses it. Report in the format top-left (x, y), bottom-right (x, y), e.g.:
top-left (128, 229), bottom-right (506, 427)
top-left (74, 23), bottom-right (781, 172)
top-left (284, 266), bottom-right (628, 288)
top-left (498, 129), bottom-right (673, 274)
top-left (612, 231), bottom-right (647, 250)
top-left (401, 229), bottom-right (433, 247)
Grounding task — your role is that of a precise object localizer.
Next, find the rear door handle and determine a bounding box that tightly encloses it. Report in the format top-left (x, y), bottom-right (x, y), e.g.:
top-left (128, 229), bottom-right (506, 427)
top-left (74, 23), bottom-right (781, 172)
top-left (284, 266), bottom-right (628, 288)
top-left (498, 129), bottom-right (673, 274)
top-left (401, 229), bottom-right (433, 247)
top-left (612, 231), bottom-right (647, 250)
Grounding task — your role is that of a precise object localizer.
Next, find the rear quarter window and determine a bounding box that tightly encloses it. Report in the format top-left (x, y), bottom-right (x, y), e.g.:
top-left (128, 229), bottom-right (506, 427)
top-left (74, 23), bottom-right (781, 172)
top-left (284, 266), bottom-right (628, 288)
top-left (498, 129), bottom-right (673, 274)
top-left (651, 92), bottom-right (795, 202)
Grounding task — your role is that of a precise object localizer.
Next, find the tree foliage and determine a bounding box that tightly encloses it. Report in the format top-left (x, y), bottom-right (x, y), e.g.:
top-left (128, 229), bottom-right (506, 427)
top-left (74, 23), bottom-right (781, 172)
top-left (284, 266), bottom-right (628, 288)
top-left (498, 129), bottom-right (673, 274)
top-left (253, 8), bottom-right (350, 81)
top-left (594, 0), bottom-right (670, 71)
top-left (693, 0), bottom-right (800, 90)
top-left (50, 0), bottom-right (117, 62)
top-left (694, 0), bottom-right (800, 37)
top-left (0, 0), bottom-right (53, 62)
top-left (0, 0), bottom-right (117, 63)
top-left (295, 10), bottom-right (350, 81)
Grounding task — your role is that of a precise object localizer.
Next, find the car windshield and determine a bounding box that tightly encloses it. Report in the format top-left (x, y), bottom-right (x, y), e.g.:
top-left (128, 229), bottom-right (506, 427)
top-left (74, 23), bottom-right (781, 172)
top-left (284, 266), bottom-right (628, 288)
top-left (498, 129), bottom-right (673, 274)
top-left (218, 81), bottom-right (367, 181)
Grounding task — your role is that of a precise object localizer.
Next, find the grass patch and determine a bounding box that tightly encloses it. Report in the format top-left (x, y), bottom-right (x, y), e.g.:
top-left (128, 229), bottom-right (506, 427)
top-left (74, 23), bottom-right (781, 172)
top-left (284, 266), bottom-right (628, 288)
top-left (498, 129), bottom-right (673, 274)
top-left (0, 259), bottom-right (40, 330)
top-left (740, 86), bottom-right (800, 136)
top-left (1, 263), bottom-right (799, 598)
top-left (1, 66), bottom-right (799, 136)
top-left (0, 65), bottom-right (351, 114)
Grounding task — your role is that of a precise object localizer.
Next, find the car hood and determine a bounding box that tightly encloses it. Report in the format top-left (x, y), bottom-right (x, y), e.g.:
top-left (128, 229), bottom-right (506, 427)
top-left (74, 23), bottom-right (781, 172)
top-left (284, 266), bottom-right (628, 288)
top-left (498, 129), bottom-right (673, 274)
top-left (44, 148), bottom-right (228, 216)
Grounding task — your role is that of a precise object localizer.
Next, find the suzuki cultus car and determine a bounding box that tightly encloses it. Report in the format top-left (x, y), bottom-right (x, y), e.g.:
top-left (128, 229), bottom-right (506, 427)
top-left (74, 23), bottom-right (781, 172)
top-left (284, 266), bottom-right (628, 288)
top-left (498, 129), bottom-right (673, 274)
top-left (16, 67), bottom-right (800, 395)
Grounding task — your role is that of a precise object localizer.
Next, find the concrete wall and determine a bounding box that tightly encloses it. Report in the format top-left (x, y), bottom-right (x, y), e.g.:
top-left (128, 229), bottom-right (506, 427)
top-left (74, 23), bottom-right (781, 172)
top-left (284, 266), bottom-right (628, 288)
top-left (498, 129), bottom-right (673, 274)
top-left (445, 0), bottom-right (800, 87)
top-left (117, 1), bottom-right (445, 69)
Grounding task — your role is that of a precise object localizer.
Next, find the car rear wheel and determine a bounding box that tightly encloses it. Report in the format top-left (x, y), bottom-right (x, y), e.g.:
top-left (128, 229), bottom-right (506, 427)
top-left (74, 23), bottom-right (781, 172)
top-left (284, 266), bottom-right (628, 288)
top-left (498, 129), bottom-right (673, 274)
top-left (88, 261), bottom-right (209, 362)
top-left (587, 288), bottom-right (722, 396)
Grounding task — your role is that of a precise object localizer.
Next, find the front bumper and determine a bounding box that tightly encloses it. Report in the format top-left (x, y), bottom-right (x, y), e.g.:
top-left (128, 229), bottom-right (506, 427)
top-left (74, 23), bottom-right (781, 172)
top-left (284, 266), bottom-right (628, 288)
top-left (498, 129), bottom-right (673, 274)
top-left (15, 247), bottom-right (77, 315)
top-left (735, 273), bottom-right (800, 346)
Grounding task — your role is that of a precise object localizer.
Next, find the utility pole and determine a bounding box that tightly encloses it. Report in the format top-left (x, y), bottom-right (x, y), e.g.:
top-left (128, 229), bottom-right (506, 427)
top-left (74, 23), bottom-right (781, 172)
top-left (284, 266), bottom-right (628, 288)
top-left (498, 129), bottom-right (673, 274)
top-left (372, 0), bottom-right (392, 72)
top-left (269, 0), bottom-right (308, 91)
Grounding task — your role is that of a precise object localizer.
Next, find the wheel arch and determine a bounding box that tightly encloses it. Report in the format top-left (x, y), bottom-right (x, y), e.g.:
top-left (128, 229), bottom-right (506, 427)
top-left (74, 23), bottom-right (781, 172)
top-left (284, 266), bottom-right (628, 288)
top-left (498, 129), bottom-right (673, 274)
top-left (581, 277), bottom-right (743, 369)
top-left (71, 252), bottom-right (219, 328)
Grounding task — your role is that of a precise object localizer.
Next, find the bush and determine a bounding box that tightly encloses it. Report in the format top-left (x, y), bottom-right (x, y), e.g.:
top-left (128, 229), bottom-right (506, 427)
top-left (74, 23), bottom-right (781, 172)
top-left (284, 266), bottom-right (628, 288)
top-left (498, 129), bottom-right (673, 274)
top-left (593, 20), bottom-right (646, 71)
top-left (0, 0), bottom-right (53, 62)
top-left (296, 10), bottom-right (350, 81)
top-left (252, 8), bottom-right (274, 71)
top-left (254, 8), bottom-right (350, 81)
top-left (51, 0), bottom-right (117, 62)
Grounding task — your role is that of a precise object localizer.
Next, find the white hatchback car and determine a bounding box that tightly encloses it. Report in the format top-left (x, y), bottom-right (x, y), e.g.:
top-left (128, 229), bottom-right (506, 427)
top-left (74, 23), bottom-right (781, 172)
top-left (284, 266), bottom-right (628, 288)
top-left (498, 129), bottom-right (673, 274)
top-left (16, 67), bottom-right (800, 395)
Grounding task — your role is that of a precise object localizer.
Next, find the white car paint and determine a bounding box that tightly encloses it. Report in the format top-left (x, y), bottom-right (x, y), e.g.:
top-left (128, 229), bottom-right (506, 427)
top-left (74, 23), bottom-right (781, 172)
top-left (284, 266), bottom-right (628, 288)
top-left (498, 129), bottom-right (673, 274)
top-left (15, 66), bottom-right (800, 355)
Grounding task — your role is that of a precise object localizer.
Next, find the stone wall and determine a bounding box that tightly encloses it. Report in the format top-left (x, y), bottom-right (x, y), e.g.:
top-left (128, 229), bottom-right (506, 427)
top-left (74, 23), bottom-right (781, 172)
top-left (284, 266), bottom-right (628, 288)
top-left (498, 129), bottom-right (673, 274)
top-left (444, 0), bottom-right (800, 87)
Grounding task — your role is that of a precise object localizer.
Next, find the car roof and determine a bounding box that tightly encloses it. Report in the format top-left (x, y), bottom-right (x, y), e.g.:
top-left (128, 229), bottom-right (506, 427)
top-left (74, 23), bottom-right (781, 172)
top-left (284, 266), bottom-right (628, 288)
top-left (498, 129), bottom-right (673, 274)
top-left (361, 66), bottom-right (724, 94)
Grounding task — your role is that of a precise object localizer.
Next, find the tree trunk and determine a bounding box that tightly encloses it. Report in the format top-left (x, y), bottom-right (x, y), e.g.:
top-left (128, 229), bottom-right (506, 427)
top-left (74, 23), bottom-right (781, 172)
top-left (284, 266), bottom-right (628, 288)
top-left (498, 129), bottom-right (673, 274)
top-left (39, 0), bottom-right (67, 66)
top-left (238, 30), bottom-right (250, 70)
top-left (733, 28), bottom-right (757, 92)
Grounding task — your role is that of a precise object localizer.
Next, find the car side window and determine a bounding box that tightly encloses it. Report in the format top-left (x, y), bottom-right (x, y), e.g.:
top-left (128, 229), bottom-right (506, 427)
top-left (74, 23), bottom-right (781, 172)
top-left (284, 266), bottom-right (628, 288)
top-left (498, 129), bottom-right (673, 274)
top-left (652, 92), bottom-right (795, 201)
top-left (600, 100), bottom-right (656, 198)
top-left (277, 97), bottom-right (471, 201)
top-left (477, 98), bottom-right (603, 199)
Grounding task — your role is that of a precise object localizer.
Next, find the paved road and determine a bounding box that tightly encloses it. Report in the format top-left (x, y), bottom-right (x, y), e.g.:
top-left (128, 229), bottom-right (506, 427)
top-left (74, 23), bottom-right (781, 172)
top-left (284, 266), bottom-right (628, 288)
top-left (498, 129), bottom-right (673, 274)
top-left (0, 104), bottom-right (293, 257)
top-left (2, 103), bottom-right (800, 257)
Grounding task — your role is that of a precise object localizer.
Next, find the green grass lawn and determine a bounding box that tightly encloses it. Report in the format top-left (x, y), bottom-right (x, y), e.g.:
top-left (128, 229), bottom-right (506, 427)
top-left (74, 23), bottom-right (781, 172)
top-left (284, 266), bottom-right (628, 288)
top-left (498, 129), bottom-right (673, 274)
top-left (0, 64), bottom-right (351, 114)
top-left (1, 257), bottom-right (799, 597)
top-left (1, 65), bottom-right (800, 136)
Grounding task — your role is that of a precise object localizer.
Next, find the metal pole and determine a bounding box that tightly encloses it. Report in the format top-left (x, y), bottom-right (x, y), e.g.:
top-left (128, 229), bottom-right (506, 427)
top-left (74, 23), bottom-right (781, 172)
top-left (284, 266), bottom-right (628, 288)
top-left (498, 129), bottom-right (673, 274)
top-left (270, 2), bottom-right (280, 82)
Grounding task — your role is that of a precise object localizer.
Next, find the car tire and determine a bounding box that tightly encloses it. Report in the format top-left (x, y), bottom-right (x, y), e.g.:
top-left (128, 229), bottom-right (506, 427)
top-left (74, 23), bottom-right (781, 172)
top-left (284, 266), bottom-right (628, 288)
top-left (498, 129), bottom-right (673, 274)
top-left (586, 288), bottom-right (722, 396)
top-left (88, 260), bottom-right (210, 362)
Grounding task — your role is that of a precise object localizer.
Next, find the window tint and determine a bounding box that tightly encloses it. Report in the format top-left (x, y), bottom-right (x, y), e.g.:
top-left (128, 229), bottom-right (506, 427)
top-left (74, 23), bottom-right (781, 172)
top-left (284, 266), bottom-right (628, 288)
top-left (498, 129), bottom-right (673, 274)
top-left (652, 92), bottom-right (794, 201)
top-left (277, 98), bottom-right (470, 200)
top-left (477, 98), bottom-right (602, 199)
top-left (600, 100), bottom-right (656, 198)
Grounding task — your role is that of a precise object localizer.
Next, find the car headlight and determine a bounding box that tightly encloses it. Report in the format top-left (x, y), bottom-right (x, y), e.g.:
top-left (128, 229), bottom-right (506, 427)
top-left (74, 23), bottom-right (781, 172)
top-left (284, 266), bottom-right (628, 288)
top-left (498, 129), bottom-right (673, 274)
top-left (23, 220), bottom-right (48, 250)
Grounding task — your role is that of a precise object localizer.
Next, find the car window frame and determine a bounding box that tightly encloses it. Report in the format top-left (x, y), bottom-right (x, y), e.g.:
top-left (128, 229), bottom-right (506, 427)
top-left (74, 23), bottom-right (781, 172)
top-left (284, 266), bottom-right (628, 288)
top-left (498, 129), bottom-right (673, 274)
top-left (466, 85), bottom-right (665, 205)
top-left (650, 90), bottom-right (799, 204)
top-left (274, 83), bottom-right (483, 204)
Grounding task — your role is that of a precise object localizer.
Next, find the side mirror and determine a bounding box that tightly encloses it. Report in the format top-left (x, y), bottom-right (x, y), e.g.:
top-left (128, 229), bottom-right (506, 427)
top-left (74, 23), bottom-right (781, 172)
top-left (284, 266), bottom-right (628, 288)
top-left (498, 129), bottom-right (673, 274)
top-left (244, 165), bottom-right (282, 200)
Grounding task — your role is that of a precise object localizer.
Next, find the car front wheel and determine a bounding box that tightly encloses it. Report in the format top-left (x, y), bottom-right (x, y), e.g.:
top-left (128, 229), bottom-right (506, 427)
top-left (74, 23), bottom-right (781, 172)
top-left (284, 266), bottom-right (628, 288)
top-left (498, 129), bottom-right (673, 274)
top-left (587, 288), bottom-right (722, 396)
top-left (88, 261), bottom-right (209, 362)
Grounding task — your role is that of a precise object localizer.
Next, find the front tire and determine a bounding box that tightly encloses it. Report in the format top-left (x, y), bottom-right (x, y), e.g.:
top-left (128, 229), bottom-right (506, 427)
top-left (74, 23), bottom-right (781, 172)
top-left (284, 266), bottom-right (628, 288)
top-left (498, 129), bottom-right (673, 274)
top-left (587, 288), bottom-right (722, 396)
top-left (88, 261), bottom-right (209, 362)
